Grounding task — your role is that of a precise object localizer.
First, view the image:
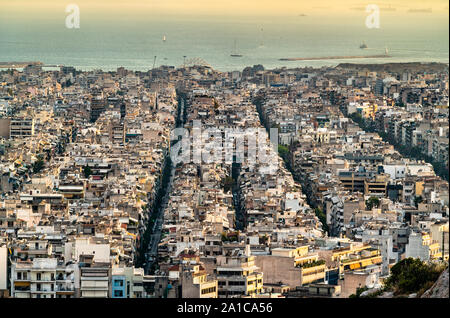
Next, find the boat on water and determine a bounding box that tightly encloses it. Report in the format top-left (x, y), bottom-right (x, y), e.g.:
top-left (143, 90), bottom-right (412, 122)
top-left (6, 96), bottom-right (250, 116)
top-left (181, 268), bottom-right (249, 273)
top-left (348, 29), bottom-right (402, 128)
top-left (360, 41), bottom-right (368, 49)
top-left (162, 35), bottom-right (166, 42)
top-left (231, 39), bottom-right (243, 57)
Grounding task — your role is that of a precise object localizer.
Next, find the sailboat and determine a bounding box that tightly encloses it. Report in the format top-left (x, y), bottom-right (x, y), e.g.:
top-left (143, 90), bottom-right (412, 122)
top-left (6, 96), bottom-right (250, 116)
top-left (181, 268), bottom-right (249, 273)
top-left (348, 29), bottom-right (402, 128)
top-left (230, 39), bottom-right (243, 57)
top-left (162, 35), bottom-right (167, 43)
top-left (259, 27), bottom-right (265, 48)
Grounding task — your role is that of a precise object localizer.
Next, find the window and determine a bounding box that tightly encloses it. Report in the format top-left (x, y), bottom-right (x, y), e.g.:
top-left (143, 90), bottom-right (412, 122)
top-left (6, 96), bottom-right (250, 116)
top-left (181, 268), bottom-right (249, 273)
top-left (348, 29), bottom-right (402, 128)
top-left (36, 273), bottom-right (41, 281)
top-left (114, 279), bottom-right (124, 287)
top-left (229, 281), bottom-right (245, 286)
top-left (114, 290), bottom-right (123, 297)
top-left (201, 287), bottom-right (216, 295)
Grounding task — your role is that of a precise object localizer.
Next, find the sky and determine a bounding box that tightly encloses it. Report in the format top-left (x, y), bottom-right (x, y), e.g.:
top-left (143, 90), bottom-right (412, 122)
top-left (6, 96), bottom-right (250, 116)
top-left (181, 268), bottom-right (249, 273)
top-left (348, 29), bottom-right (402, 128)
top-left (0, 0), bottom-right (447, 70)
top-left (1, 0), bottom-right (449, 18)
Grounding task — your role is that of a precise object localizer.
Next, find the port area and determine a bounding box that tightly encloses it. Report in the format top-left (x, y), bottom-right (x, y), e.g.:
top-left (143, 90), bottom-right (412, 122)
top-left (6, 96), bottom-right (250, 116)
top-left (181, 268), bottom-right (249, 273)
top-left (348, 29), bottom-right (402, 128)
top-left (279, 54), bottom-right (390, 61)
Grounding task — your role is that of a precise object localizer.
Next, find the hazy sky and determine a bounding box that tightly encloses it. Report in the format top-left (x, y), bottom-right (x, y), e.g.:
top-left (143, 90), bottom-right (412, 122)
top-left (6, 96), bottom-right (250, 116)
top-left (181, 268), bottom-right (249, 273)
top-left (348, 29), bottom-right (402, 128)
top-left (0, 0), bottom-right (447, 70)
top-left (1, 0), bottom-right (449, 17)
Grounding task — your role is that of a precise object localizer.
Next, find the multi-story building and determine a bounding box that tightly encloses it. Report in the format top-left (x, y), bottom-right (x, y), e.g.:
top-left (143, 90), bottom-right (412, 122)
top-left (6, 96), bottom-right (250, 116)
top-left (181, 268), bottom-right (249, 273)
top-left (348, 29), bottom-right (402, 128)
top-left (10, 258), bottom-right (77, 298)
top-left (255, 246), bottom-right (326, 289)
top-left (79, 259), bottom-right (111, 298)
top-left (111, 266), bottom-right (146, 298)
top-left (180, 264), bottom-right (218, 298)
top-left (215, 247), bottom-right (263, 298)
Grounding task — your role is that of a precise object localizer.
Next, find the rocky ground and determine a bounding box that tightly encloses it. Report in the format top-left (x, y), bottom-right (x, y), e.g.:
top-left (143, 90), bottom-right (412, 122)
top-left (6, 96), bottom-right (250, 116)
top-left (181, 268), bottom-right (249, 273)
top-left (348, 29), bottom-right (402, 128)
top-left (362, 267), bottom-right (449, 298)
top-left (421, 268), bottom-right (449, 298)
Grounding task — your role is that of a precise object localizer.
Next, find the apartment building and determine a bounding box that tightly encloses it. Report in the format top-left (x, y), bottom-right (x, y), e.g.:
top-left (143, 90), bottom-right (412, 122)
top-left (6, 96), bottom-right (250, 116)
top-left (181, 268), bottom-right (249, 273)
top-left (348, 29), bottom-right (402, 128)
top-left (180, 264), bottom-right (218, 298)
top-left (215, 247), bottom-right (263, 298)
top-left (255, 246), bottom-right (326, 288)
top-left (79, 259), bottom-right (111, 298)
top-left (10, 258), bottom-right (77, 298)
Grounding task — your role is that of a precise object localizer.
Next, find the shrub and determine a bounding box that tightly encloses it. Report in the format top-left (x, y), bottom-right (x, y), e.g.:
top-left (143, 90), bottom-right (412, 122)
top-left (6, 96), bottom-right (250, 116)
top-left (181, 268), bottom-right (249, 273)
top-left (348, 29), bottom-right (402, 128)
top-left (384, 258), bottom-right (443, 295)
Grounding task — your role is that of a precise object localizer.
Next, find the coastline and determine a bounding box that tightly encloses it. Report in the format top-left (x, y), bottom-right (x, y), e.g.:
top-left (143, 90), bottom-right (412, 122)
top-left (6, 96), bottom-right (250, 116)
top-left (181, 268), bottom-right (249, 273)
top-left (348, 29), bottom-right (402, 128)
top-left (0, 61), bottom-right (448, 73)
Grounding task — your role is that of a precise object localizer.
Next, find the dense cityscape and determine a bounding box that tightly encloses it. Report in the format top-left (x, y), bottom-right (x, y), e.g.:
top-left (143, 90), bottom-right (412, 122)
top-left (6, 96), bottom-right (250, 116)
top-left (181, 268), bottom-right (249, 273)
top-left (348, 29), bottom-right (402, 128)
top-left (0, 61), bottom-right (448, 299)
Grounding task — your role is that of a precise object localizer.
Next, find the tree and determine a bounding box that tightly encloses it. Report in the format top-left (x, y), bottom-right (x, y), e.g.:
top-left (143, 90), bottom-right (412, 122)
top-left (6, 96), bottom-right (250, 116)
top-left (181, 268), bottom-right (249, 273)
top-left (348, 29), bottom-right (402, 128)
top-left (32, 156), bottom-right (45, 173)
top-left (83, 165), bottom-right (93, 178)
top-left (366, 196), bottom-right (380, 210)
top-left (278, 144), bottom-right (289, 161)
top-left (414, 196), bottom-right (423, 208)
top-left (349, 286), bottom-right (369, 298)
top-left (349, 112), bottom-right (364, 126)
top-left (384, 258), bottom-right (443, 295)
top-left (222, 176), bottom-right (234, 193)
top-left (314, 207), bottom-right (329, 234)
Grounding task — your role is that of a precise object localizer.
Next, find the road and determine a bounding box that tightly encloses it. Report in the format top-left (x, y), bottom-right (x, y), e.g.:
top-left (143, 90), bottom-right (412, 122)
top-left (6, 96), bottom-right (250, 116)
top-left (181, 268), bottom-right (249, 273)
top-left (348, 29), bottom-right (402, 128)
top-left (145, 167), bottom-right (175, 274)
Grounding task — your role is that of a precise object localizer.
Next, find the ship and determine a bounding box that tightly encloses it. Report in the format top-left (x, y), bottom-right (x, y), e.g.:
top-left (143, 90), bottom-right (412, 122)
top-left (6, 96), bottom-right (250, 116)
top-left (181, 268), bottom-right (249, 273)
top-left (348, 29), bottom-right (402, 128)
top-left (360, 41), bottom-right (368, 49)
top-left (231, 39), bottom-right (243, 57)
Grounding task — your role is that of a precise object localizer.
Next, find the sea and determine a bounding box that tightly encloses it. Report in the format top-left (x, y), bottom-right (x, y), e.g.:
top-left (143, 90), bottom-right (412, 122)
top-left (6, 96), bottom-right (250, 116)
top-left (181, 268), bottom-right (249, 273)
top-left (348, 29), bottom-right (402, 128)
top-left (0, 12), bottom-right (448, 72)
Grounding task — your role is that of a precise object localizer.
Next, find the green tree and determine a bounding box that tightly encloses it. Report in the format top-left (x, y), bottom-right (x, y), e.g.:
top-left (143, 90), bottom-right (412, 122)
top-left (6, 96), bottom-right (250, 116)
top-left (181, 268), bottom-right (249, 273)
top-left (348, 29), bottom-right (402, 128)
top-left (366, 196), bottom-right (380, 210)
top-left (32, 156), bottom-right (45, 173)
top-left (83, 165), bottom-right (93, 178)
top-left (222, 176), bottom-right (234, 193)
top-left (384, 258), bottom-right (443, 295)
top-left (314, 207), bottom-right (329, 234)
top-left (349, 286), bottom-right (369, 298)
top-left (414, 196), bottom-right (423, 208)
top-left (278, 144), bottom-right (289, 161)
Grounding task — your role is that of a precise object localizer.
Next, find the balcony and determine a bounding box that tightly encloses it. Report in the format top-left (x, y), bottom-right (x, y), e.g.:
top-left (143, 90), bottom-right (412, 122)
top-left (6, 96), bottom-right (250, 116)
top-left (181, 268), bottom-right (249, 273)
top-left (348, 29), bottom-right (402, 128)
top-left (31, 288), bottom-right (55, 293)
top-left (31, 278), bottom-right (54, 283)
top-left (55, 286), bottom-right (75, 292)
